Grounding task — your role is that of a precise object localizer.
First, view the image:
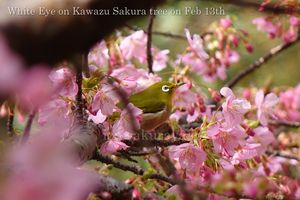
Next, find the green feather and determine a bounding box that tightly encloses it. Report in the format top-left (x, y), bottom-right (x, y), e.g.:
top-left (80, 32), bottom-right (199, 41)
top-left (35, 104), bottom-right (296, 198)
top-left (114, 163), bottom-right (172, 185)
top-left (129, 97), bottom-right (166, 113)
top-left (128, 81), bottom-right (176, 114)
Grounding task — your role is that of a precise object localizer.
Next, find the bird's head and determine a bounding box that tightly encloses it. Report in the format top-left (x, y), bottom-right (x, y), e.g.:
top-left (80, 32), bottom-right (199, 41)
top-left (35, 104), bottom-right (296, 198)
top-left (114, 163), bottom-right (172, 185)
top-left (147, 81), bottom-right (185, 101)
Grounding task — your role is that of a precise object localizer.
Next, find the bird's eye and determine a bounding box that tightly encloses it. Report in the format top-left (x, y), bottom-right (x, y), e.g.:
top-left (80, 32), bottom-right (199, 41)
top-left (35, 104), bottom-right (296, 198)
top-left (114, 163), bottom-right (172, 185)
top-left (162, 85), bottom-right (170, 92)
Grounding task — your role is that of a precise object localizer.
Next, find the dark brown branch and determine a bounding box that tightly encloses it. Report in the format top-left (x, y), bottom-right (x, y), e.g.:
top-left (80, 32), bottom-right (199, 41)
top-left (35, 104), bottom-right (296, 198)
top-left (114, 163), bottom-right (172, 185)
top-left (202, 0), bottom-right (300, 14)
top-left (7, 107), bottom-right (15, 137)
top-left (123, 139), bottom-right (189, 148)
top-left (95, 152), bottom-right (176, 185)
top-left (269, 120), bottom-right (300, 128)
top-left (93, 174), bottom-right (133, 199)
top-left (146, 13), bottom-right (155, 74)
top-left (75, 59), bottom-right (85, 122)
top-left (20, 110), bottom-right (36, 144)
top-left (0, 0), bottom-right (164, 66)
top-left (267, 151), bottom-right (300, 162)
top-left (225, 36), bottom-right (300, 88)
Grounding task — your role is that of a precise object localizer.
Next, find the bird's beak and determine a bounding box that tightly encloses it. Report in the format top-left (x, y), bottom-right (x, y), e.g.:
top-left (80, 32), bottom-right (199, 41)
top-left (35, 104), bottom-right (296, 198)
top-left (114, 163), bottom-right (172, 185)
top-left (175, 82), bottom-right (185, 87)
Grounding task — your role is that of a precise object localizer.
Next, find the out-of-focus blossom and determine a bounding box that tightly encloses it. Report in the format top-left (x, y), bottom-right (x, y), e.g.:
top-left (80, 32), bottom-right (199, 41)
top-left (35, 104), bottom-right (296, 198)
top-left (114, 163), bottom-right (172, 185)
top-left (0, 34), bottom-right (24, 94)
top-left (2, 129), bottom-right (98, 200)
top-left (220, 18), bottom-right (232, 29)
top-left (207, 122), bottom-right (246, 156)
top-left (49, 68), bottom-right (78, 97)
top-left (88, 41), bottom-right (109, 71)
top-left (290, 16), bottom-right (300, 27)
top-left (255, 90), bottom-right (279, 126)
top-left (252, 17), bottom-right (279, 38)
top-left (38, 99), bottom-right (71, 125)
top-left (169, 143), bottom-right (206, 172)
top-left (220, 87), bottom-right (251, 126)
top-left (100, 139), bottom-right (128, 155)
top-left (17, 66), bottom-right (52, 112)
top-left (283, 27), bottom-right (298, 43)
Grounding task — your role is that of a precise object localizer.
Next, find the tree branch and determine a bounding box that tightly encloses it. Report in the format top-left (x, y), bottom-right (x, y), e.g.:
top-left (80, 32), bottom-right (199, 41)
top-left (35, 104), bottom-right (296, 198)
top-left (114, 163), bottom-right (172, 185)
top-left (146, 13), bottom-right (155, 74)
top-left (269, 120), bottom-right (300, 128)
top-left (95, 152), bottom-right (176, 185)
top-left (6, 106), bottom-right (15, 137)
top-left (202, 0), bottom-right (300, 14)
top-left (20, 110), bottom-right (36, 144)
top-left (225, 36), bottom-right (300, 88)
top-left (123, 139), bottom-right (189, 148)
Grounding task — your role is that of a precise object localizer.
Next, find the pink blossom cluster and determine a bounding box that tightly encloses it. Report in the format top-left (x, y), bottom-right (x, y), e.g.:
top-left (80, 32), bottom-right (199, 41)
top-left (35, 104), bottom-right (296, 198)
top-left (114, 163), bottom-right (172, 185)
top-left (276, 84), bottom-right (300, 121)
top-left (1, 14), bottom-right (300, 200)
top-left (253, 16), bottom-right (300, 43)
top-left (178, 18), bottom-right (253, 82)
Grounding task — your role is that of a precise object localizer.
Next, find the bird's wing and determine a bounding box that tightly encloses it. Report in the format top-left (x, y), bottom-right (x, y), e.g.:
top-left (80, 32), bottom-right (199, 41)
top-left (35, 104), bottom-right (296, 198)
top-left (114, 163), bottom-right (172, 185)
top-left (129, 97), bottom-right (166, 113)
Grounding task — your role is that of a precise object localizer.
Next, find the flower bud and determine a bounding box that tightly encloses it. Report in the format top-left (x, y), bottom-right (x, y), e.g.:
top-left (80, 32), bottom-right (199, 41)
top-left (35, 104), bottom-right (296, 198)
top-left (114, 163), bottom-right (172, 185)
top-left (244, 43), bottom-right (254, 53)
top-left (132, 189), bottom-right (140, 200)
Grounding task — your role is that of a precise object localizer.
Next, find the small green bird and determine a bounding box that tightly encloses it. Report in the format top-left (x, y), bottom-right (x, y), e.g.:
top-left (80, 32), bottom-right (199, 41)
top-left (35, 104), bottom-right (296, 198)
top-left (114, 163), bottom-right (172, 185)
top-left (129, 81), bottom-right (184, 131)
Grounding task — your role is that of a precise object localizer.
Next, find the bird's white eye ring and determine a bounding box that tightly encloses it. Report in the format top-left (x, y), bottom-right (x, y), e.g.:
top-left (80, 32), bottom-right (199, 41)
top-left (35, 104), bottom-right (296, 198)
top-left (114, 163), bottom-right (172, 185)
top-left (162, 85), bottom-right (170, 92)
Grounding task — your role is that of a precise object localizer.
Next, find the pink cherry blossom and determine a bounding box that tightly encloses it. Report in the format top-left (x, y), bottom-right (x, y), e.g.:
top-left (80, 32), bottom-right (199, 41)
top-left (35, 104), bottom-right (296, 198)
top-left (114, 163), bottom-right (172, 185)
top-left (247, 126), bottom-right (275, 154)
top-left (88, 109), bottom-right (107, 124)
top-left (283, 28), bottom-right (298, 43)
top-left (3, 129), bottom-right (98, 200)
top-left (255, 90), bottom-right (279, 126)
top-left (17, 66), bottom-right (53, 112)
top-left (207, 122), bottom-right (247, 156)
top-left (185, 28), bottom-right (209, 60)
top-left (112, 103), bottom-right (142, 140)
top-left (92, 88), bottom-right (115, 116)
top-left (49, 68), bottom-right (78, 97)
top-left (0, 34), bottom-right (24, 95)
top-left (88, 41), bottom-right (109, 70)
top-left (38, 99), bottom-right (71, 126)
top-left (100, 139), bottom-right (129, 155)
top-left (220, 87), bottom-right (251, 126)
top-left (152, 49), bottom-right (169, 71)
top-left (111, 64), bottom-right (161, 94)
top-left (290, 16), bottom-right (300, 27)
top-left (173, 83), bottom-right (197, 108)
top-left (232, 143), bottom-right (261, 164)
top-left (220, 18), bottom-right (232, 29)
top-left (120, 30), bottom-right (147, 63)
top-left (169, 143), bottom-right (206, 173)
top-left (252, 17), bottom-right (279, 38)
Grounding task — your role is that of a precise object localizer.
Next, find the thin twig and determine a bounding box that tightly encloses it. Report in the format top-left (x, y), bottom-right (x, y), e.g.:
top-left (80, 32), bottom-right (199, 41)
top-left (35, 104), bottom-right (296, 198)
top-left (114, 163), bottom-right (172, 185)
top-left (225, 36), bottom-right (300, 88)
top-left (269, 120), bottom-right (300, 128)
top-left (267, 151), bottom-right (300, 161)
top-left (201, 0), bottom-right (300, 14)
top-left (21, 111), bottom-right (36, 144)
top-left (123, 139), bottom-right (189, 148)
top-left (7, 108), bottom-right (15, 137)
top-left (95, 152), bottom-right (176, 185)
top-left (75, 55), bottom-right (86, 123)
top-left (146, 13), bottom-right (155, 74)
top-left (125, 24), bottom-right (211, 40)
